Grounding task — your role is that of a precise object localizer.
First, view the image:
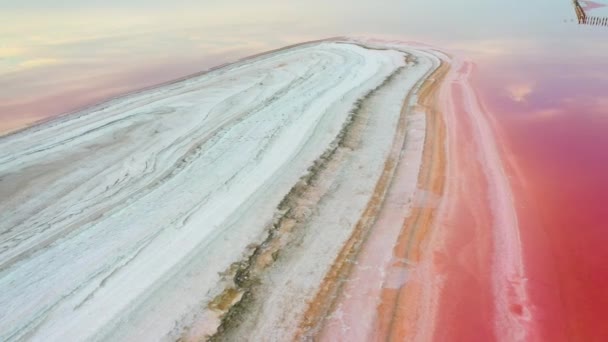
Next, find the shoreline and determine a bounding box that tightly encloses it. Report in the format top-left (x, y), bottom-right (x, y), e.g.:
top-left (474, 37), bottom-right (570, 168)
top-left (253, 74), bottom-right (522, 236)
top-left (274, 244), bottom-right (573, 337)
top-left (0, 38), bottom-right (540, 341)
top-left (436, 57), bottom-right (531, 341)
top-left (300, 47), bottom-right (535, 341)
top-left (0, 38), bottom-right (440, 341)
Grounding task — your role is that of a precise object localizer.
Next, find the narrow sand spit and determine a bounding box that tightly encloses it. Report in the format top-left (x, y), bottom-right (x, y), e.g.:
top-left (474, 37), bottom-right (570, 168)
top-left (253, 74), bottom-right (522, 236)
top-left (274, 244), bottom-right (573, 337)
top-left (0, 39), bottom-right (435, 341)
top-left (0, 38), bottom-right (528, 341)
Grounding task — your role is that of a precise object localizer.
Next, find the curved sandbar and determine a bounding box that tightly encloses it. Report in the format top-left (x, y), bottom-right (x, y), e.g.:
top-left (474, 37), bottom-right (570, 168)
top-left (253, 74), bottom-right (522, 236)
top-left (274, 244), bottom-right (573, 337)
top-left (0, 38), bottom-right (527, 341)
top-left (0, 39), bottom-right (435, 341)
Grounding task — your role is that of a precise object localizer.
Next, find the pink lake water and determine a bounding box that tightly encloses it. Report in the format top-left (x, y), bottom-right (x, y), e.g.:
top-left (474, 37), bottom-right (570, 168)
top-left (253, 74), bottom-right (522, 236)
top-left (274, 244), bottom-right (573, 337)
top-left (2, 0), bottom-right (607, 340)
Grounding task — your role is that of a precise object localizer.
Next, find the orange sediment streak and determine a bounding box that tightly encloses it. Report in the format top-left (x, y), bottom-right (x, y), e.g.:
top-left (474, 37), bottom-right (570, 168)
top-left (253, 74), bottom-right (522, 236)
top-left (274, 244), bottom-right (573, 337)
top-left (296, 58), bottom-right (448, 341)
top-left (375, 60), bottom-right (449, 342)
top-left (295, 59), bottom-right (443, 341)
top-left (322, 60), bottom-right (449, 342)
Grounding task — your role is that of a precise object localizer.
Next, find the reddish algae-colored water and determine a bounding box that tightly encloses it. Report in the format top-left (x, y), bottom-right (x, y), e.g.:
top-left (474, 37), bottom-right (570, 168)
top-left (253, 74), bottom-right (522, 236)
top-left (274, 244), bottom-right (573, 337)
top-left (475, 51), bottom-right (608, 341)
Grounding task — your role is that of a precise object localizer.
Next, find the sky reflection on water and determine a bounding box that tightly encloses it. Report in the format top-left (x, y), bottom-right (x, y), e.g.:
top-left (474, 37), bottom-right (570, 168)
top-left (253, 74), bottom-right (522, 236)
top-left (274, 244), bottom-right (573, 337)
top-left (1, 0), bottom-right (606, 133)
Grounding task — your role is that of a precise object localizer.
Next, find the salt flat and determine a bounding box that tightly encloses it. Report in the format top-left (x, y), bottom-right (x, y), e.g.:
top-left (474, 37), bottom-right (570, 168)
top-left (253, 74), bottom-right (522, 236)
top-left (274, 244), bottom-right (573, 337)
top-left (0, 40), bottom-right (441, 341)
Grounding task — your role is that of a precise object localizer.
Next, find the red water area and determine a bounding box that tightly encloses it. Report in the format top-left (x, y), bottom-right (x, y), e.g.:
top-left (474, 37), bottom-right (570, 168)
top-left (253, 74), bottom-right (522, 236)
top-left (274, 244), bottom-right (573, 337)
top-left (475, 57), bottom-right (608, 341)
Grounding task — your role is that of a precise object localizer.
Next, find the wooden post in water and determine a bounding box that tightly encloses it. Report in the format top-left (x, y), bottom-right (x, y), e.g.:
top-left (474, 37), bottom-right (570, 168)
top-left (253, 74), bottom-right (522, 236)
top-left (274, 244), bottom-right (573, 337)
top-left (573, 0), bottom-right (608, 27)
top-left (573, 0), bottom-right (587, 23)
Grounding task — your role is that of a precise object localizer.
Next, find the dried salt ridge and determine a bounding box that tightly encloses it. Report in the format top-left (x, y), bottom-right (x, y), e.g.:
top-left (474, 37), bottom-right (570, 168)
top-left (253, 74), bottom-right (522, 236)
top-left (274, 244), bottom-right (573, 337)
top-left (0, 40), bottom-right (440, 341)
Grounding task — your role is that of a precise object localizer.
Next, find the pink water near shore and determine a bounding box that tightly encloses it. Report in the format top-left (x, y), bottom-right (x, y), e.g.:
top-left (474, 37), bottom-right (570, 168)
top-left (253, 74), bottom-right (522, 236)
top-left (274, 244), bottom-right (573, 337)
top-left (475, 56), bottom-right (608, 341)
top-left (423, 53), bottom-right (608, 341)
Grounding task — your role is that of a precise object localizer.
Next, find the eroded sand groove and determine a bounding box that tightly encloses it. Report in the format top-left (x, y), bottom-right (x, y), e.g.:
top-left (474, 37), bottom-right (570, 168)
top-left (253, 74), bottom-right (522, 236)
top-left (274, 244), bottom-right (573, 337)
top-left (0, 39), bottom-right (443, 341)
